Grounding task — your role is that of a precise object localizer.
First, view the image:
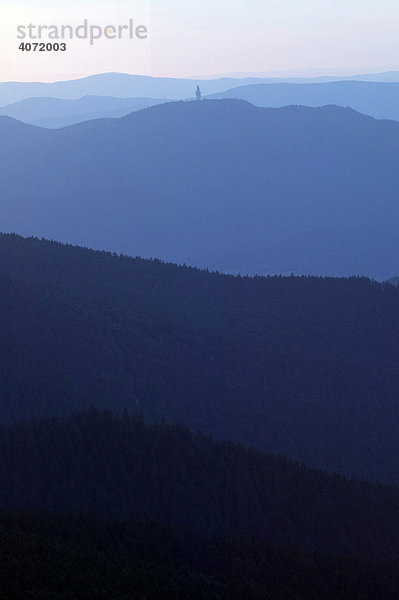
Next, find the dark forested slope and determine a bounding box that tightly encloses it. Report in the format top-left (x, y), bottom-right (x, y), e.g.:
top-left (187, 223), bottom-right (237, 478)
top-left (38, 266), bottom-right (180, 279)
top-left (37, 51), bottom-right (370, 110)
top-left (2, 410), bottom-right (399, 561)
top-left (3, 509), bottom-right (399, 600)
top-left (1, 234), bottom-right (399, 483)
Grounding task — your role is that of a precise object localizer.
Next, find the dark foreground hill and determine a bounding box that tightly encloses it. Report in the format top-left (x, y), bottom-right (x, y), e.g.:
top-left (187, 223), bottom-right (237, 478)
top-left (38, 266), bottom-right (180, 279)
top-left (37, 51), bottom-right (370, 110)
top-left (3, 410), bottom-right (399, 562)
top-left (1, 234), bottom-right (399, 484)
top-left (3, 99), bottom-right (399, 278)
top-left (3, 509), bottom-right (399, 600)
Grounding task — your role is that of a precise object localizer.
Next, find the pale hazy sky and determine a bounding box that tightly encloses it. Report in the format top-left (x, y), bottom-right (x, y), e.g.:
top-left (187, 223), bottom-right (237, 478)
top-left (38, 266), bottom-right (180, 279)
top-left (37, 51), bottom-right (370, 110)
top-left (1, 0), bottom-right (399, 81)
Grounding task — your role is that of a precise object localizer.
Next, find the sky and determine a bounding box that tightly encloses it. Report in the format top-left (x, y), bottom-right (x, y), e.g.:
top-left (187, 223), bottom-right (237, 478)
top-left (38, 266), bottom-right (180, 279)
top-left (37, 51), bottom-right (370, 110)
top-left (1, 0), bottom-right (399, 81)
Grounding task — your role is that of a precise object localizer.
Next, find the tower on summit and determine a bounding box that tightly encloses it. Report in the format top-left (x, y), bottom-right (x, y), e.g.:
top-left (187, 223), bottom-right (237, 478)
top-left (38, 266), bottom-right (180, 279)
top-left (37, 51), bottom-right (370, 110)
top-left (196, 85), bottom-right (202, 101)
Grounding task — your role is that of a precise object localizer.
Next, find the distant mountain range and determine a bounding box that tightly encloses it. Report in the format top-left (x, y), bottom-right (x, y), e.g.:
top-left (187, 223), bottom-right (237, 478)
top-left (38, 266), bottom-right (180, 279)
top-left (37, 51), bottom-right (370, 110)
top-left (0, 72), bottom-right (268, 106)
top-left (203, 69), bottom-right (399, 82)
top-left (1, 96), bottom-right (167, 128)
top-left (4, 80), bottom-right (399, 129)
top-left (3, 70), bottom-right (399, 106)
top-left (2, 99), bottom-right (399, 279)
top-left (210, 80), bottom-right (399, 122)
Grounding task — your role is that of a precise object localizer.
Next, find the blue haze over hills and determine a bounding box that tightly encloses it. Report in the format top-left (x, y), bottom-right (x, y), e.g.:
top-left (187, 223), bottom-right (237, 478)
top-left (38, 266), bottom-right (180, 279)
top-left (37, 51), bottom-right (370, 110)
top-left (3, 70), bottom-right (399, 596)
top-left (0, 72), bottom-right (270, 106)
top-left (4, 72), bottom-right (399, 129)
top-left (1, 99), bottom-right (399, 280)
top-left (0, 96), bottom-right (168, 128)
top-left (5, 80), bottom-right (399, 128)
top-left (3, 70), bottom-right (399, 106)
top-left (210, 81), bottom-right (399, 122)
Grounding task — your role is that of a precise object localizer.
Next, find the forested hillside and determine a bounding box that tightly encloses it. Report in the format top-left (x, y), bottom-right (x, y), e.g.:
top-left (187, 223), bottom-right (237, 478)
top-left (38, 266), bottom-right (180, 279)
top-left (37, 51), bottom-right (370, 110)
top-left (1, 233), bottom-right (399, 483)
top-left (2, 410), bottom-right (399, 560)
top-left (3, 509), bottom-right (399, 600)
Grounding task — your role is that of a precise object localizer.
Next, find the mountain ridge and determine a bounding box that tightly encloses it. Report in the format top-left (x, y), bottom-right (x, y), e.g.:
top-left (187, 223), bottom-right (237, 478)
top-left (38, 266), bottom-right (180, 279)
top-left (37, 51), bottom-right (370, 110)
top-left (0, 95), bottom-right (169, 128)
top-left (209, 80), bottom-right (399, 121)
top-left (0, 72), bottom-right (273, 106)
top-left (1, 233), bottom-right (399, 484)
top-left (4, 69), bottom-right (399, 105)
top-left (2, 99), bottom-right (399, 279)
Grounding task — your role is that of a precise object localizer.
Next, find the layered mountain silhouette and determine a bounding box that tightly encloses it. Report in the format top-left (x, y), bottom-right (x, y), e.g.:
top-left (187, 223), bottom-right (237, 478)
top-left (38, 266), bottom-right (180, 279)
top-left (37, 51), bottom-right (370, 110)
top-left (2, 233), bottom-right (399, 484)
top-left (4, 70), bottom-right (399, 106)
top-left (210, 80), bottom-right (399, 121)
top-left (1, 95), bottom-right (167, 128)
top-left (211, 69), bottom-right (399, 82)
top-left (0, 72), bottom-right (269, 106)
top-left (5, 80), bottom-right (399, 129)
top-left (2, 99), bottom-right (399, 279)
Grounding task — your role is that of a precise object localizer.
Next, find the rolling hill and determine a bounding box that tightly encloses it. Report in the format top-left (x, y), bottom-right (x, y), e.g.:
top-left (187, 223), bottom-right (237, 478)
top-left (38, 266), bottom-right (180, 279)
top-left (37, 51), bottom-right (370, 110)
top-left (210, 80), bottom-right (399, 121)
top-left (2, 99), bottom-right (399, 279)
top-left (3, 410), bottom-right (399, 560)
top-left (0, 72), bottom-right (269, 106)
top-left (4, 70), bottom-right (399, 106)
top-left (1, 233), bottom-right (399, 484)
top-left (0, 95), bottom-right (168, 128)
